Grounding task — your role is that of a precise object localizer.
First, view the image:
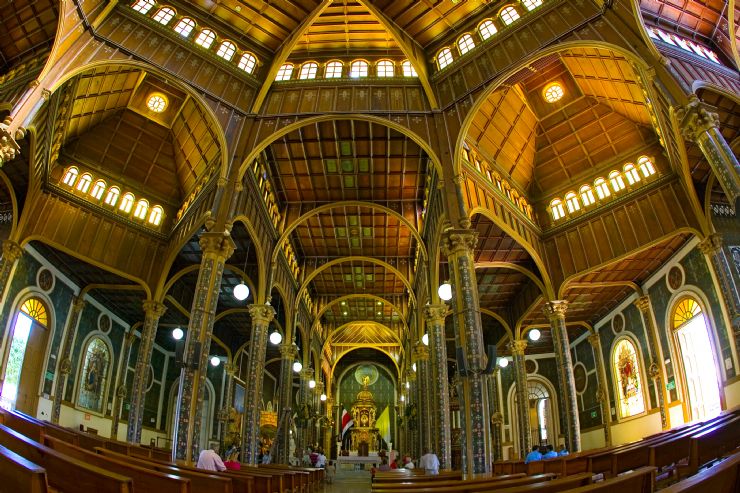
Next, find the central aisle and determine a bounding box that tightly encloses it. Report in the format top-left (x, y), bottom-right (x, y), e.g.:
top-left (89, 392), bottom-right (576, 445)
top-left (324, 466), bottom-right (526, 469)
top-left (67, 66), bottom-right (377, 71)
top-left (319, 468), bottom-right (372, 493)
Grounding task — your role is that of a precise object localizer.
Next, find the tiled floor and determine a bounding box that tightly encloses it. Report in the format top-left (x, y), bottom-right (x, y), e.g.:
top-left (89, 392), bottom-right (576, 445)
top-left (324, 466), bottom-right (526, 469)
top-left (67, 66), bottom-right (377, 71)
top-left (318, 469), bottom-right (372, 493)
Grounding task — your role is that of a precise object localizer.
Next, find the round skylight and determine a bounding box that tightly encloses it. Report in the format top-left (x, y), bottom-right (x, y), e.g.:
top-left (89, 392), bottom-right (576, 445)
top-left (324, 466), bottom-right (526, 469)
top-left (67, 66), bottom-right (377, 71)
top-left (146, 93), bottom-right (168, 113)
top-left (543, 82), bottom-right (564, 103)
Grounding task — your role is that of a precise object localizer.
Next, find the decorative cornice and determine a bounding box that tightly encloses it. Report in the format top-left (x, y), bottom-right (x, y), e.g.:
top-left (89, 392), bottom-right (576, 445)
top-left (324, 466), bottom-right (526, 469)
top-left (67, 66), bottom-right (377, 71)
top-left (676, 95), bottom-right (720, 142)
top-left (587, 333), bottom-right (601, 348)
top-left (413, 342), bottom-right (430, 361)
top-left (279, 342), bottom-right (299, 359)
top-left (633, 296), bottom-right (651, 313)
top-left (200, 232), bottom-right (236, 259)
top-left (441, 229), bottom-right (478, 256)
top-left (423, 303), bottom-right (447, 323)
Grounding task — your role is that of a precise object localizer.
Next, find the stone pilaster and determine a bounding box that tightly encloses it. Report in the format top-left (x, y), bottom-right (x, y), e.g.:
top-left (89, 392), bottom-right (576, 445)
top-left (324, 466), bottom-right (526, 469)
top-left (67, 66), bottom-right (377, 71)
top-left (127, 301), bottom-right (166, 444)
top-left (699, 234), bottom-right (740, 346)
top-left (486, 368), bottom-right (503, 462)
top-left (543, 301), bottom-right (581, 453)
top-left (424, 303), bottom-right (451, 469)
top-left (634, 296), bottom-right (669, 429)
top-left (51, 295), bottom-right (85, 424)
top-left (297, 367), bottom-right (313, 449)
top-left (275, 343), bottom-right (298, 464)
top-left (678, 96), bottom-right (740, 206)
top-left (442, 228), bottom-right (491, 475)
top-left (111, 328), bottom-right (138, 439)
top-left (509, 339), bottom-right (530, 456)
top-left (0, 240), bottom-right (23, 313)
top-left (172, 232), bottom-right (234, 463)
top-left (587, 333), bottom-right (612, 446)
top-left (413, 341), bottom-right (431, 455)
top-left (241, 304), bottom-right (276, 465)
top-left (219, 362), bottom-right (237, 451)
top-left (406, 370), bottom-right (418, 457)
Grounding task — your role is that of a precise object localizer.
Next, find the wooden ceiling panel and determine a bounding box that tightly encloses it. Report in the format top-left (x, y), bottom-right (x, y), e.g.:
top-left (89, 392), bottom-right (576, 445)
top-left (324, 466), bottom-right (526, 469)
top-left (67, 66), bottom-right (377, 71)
top-left (0, 0), bottom-right (58, 71)
top-left (639, 0), bottom-right (725, 39)
top-left (310, 261), bottom-right (406, 297)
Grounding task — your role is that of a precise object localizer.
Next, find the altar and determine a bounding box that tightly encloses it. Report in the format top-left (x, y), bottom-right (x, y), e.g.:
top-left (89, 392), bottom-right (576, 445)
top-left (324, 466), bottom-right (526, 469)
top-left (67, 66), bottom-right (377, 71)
top-left (336, 454), bottom-right (381, 470)
top-left (347, 376), bottom-right (381, 455)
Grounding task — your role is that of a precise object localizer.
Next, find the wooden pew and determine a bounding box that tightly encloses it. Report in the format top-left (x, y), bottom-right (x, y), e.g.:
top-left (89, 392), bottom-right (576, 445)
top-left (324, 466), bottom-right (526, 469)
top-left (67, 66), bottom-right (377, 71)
top-left (0, 423), bottom-right (132, 493)
top-left (43, 435), bottom-right (190, 493)
top-left (471, 472), bottom-right (594, 492)
top-left (373, 469), bottom-right (463, 482)
top-left (564, 466), bottom-right (655, 493)
top-left (0, 408), bottom-right (45, 442)
top-left (260, 463), bottom-right (323, 490)
top-left (153, 458), bottom-right (279, 493)
top-left (0, 443), bottom-right (48, 493)
top-left (683, 415), bottom-right (740, 476)
top-left (662, 449), bottom-right (740, 492)
top-left (371, 472), bottom-right (564, 493)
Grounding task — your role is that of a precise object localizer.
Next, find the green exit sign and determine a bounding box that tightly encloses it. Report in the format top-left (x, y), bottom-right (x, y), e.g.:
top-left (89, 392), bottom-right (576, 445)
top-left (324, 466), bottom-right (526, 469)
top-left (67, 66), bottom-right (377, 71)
top-left (590, 410), bottom-right (597, 419)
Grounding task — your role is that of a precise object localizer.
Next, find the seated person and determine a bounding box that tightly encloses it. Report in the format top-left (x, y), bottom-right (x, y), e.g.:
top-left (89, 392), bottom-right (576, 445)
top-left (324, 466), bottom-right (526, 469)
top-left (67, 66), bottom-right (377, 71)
top-left (402, 454), bottom-right (415, 469)
top-left (524, 445), bottom-right (542, 464)
top-left (542, 444), bottom-right (558, 459)
top-left (224, 448), bottom-right (241, 470)
top-left (377, 458), bottom-right (391, 472)
top-left (197, 445), bottom-right (227, 472)
top-left (558, 444), bottom-right (569, 456)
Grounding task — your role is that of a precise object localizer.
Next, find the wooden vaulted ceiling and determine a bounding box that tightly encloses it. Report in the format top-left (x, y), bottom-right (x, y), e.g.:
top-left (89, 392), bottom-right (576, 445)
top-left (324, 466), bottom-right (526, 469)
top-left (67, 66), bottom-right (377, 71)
top-left (639, 0), bottom-right (727, 40)
top-left (0, 0), bottom-right (58, 72)
top-left (468, 49), bottom-right (657, 199)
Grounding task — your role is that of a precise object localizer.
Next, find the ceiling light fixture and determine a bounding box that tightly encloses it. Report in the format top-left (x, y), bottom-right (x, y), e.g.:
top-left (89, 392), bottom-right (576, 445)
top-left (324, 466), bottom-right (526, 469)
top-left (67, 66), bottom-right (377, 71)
top-left (528, 328), bottom-right (541, 341)
top-left (172, 327), bottom-right (184, 340)
top-left (422, 333), bottom-right (429, 346)
top-left (269, 329), bottom-right (283, 345)
top-left (320, 393), bottom-right (327, 401)
top-left (146, 93), bottom-right (168, 113)
top-left (543, 82), bottom-right (564, 103)
top-left (498, 357), bottom-right (509, 368)
top-left (210, 356), bottom-right (220, 367)
top-left (438, 282), bottom-right (452, 301)
top-left (293, 361), bottom-right (303, 373)
top-left (309, 379), bottom-right (316, 389)
top-left (233, 241), bottom-right (251, 301)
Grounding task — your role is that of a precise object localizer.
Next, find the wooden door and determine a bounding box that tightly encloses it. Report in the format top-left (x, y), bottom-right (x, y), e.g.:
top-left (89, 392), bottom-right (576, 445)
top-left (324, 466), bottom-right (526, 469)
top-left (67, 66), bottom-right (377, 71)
top-left (15, 321), bottom-right (48, 415)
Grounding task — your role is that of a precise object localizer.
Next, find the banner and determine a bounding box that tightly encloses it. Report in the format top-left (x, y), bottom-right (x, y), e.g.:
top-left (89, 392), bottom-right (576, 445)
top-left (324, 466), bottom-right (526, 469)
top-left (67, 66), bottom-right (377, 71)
top-left (341, 408), bottom-right (353, 438)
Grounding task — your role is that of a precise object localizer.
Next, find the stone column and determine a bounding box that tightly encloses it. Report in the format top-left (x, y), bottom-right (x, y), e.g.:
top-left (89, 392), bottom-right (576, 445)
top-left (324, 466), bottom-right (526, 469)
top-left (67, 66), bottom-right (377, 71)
top-left (241, 304), bottom-right (276, 465)
top-left (0, 119), bottom-right (21, 168)
top-left (634, 296), bottom-right (669, 429)
top-left (275, 343), bottom-right (297, 464)
top-left (297, 367), bottom-right (313, 449)
top-left (587, 333), bottom-right (612, 446)
top-left (0, 240), bottom-right (23, 312)
top-left (219, 362), bottom-right (237, 451)
top-left (111, 328), bottom-right (138, 439)
top-left (323, 394), bottom-right (333, 458)
top-left (51, 295), bottom-right (85, 424)
top-left (442, 228), bottom-right (491, 475)
top-left (424, 303), bottom-right (451, 469)
top-left (678, 96), bottom-right (740, 206)
top-left (487, 368), bottom-right (503, 462)
top-left (172, 232), bottom-right (234, 463)
top-left (406, 370), bottom-right (418, 457)
top-left (127, 301), bottom-right (166, 444)
top-left (509, 339), bottom-right (530, 456)
top-left (414, 341), bottom-right (431, 454)
top-left (699, 234), bottom-right (740, 344)
top-left (544, 301), bottom-right (581, 453)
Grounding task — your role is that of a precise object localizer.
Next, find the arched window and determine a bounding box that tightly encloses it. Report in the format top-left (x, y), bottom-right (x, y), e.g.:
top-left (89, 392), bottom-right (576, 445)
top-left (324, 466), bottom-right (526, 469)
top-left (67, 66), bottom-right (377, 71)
top-left (500, 6), bottom-right (520, 25)
top-left (133, 199), bottom-right (149, 220)
top-left (457, 34), bottom-right (476, 55)
top-left (613, 338), bottom-right (646, 418)
top-left (119, 193), bottom-right (135, 213)
top-left (76, 337), bottom-right (111, 414)
top-left (350, 60), bottom-right (368, 78)
top-left (299, 62), bottom-right (318, 80)
top-left (275, 63), bottom-right (293, 81)
top-left (623, 163), bottom-right (641, 185)
top-left (62, 167), bottom-right (79, 186)
top-left (377, 60), bottom-right (395, 77)
top-left (565, 191), bottom-right (580, 213)
top-left (657, 29), bottom-right (676, 45)
top-left (638, 156), bottom-right (656, 177)
top-left (437, 48), bottom-right (453, 69)
top-left (194, 29), bottom-right (216, 49)
top-left (401, 60), bottom-right (417, 77)
top-left (148, 206), bottom-right (164, 226)
top-left (131, 0), bottom-right (155, 14)
top-left (76, 173), bottom-right (92, 193)
top-left (152, 7), bottom-right (175, 25)
top-left (325, 61), bottom-right (343, 78)
top-left (522, 0), bottom-right (543, 10)
top-left (609, 170), bottom-right (626, 192)
top-left (238, 53), bottom-right (257, 74)
top-left (478, 19), bottom-right (497, 40)
top-left (550, 198), bottom-right (565, 220)
top-left (173, 18), bottom-right (195, 37)
top-left (216, 41), bottom-right (236, 61)
top-left (580, 185), bottom-right (595, 206)
top-left (104, 186), bottom-right (120, 207)
top-left (90, 180), bottom-right (106, 200)
top-left (20, 298), bottom-right (47, 326)
top-left (594, 177), bottom-right (610, 200)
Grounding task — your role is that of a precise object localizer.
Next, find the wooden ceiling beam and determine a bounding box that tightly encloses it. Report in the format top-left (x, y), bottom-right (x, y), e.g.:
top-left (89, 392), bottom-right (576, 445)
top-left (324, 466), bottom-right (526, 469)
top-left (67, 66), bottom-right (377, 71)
top-left (251, 0), bottom-right (332, 113)
top-left (356, 0), bottom-right (438, 109)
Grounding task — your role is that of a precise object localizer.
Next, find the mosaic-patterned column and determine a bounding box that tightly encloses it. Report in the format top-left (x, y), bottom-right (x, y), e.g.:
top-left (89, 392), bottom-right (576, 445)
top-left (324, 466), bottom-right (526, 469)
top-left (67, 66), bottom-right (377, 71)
top-left (634, 296), bottom-right (669, 430)
top-left (587, 333), bottom-right (612, 446)
top-left (406, 370), bottom-right (418, 457)
top-left (414, 341), bottom-right (432, 454)
top-left (111, 328), bottom-right (138, 439)
top-left (323, 394), bottom-right (333, 457)
top-left (219, 362), bottom-right (237, 451)
top-left (172, 232), bottom-right (234, 463)
top-left (678, 96), bottom-right (740, 206)
top-left (127, 300), bottom-right (166, 444)
top-left (297, 367), bottom-right (313, 449)
top-left (699, 234), bottom-right (740, 344)
top-left (544, 301), bottom-right (581, 453)
top-left (51, 295), bottom-right (85, 424)
top-left (487, 368), bottom-right (503, 462)
top-left (425, 303), bottom-right (451, 469)
top-left (442, 228), bottom-right (491, 475)
top-left (275, 343), bottom-right (297, 464)
top-left (509, 339), bottom-right (530, 456)
top-left (0, 240), bottom-right (23, 312)
top-left (241, 304), bottom-right (276, 465)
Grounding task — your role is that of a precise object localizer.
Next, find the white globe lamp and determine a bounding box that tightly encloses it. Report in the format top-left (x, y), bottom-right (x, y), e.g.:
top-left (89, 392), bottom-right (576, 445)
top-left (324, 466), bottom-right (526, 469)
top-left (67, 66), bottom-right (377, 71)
top-left (293, 361), bottom-right (303, 373)
top-left (320, 393), bottom-right (327, 402)
top-left (309, 379), bottom-right (316, 389)
top-left (498, 357), bottom-right (509, 368)
top-left (210, 356), bottom-right (220, 367)
top-left (269, 330), bottom-right (283, 345)
top-left (233, 282), bottom-right (250, 301)
top-left (422, 333), bottom-right (429, 346)
top-left (172, 328), bottom-right (184, 340)
top-left (528, 329), bottom-right (541, 341)
top-left (438, 282), bottom-right (452, 301)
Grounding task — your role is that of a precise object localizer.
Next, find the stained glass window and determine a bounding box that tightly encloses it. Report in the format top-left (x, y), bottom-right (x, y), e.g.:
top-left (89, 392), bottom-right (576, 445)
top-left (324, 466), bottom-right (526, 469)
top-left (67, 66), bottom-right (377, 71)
top-left (613, 338), bottom-right (645, 418)
top-left (457, 34), bottom-right (475, 55)
top-left (674, 298), bottom-right (702, 329)
top-left (149, 206), bottom-right (164, 226)
top-left (76, 173), bottom-right (92, 193)
top-left (609, 170), bottom-right (626, 192)
top-left (580, 185), bottom-right (595, 206)
top-left (594, 177), bottom-right (610, 199)
top-left (522, 0), bottom-right (543, 10)
top-left (638, 156), bottom-right (656, 177)
top-left (77, 337), bottom-right (111, 413)
top-left (20, 298), bottom-right (47, 327)
top-left (623, 163), bottom-right (641, 185)
top-left (550, 198), bottom-right (565, 220)
top-left (133, 199), bottom-right (149, 220)
top-left (565, 191), bottom-right (580, 213)
top-left (104, 187), bottom-right (120, 207)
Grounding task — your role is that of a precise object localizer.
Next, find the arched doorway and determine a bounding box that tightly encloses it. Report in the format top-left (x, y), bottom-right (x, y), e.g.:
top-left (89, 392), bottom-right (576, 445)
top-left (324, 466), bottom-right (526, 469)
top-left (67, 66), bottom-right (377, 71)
top-left (510, 377), bottom-right (559, 452)
top-left (1, 298), bottom-right (50, 414)
top-left (168, 379), bottom-right (215, 451)
top-left (672, 297), bottom-right (722, 421)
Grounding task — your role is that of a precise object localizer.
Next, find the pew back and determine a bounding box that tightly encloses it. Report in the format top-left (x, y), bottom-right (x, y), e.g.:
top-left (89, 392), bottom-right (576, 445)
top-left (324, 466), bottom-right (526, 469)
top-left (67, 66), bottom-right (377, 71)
top-left (0, 443), bottom-right (48, 493)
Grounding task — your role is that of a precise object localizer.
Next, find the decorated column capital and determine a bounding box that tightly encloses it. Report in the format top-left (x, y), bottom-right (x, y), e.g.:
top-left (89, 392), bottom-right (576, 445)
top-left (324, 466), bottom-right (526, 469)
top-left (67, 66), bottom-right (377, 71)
top-left (698, 233), bottom-right (723, 256)
top-left (71, 295), bottom-right (86, 312)
top-left (0, 121), bottom-right (21, 167)
top-left (509, 339), bottom-right (528, 355)
top-left (441, 229), bottom-right (478, 256)
top-left (199, 232), bottom-right (236, 260)
top-left (279, 342), bottom-right (299, 359)
top-left (543, 300), bottom-right (569, 320)
top-left (142, 300), bottom-right (167, 319)
top-left (116, 384), bottom-right (127, 399)
top-left (587, 333), bottom-right (602, 349)
top-left (413, 341), bottom-right (430, 361)
top-left (2, 240), bottom-right (23, 263)
top-left (423, 303), bottom-right (448, 324)
top-left (248, 303), bottom-right (276, 324)
top-left (677, 96), bottom-right (720, 142)
top-left (223, 362), bottom-right (238, 376)
top-left (406, 369), bottom-right (417, 382)
top-left (299, 367), bottom-right (314, 381)
top-left (633, 295), bottom-right (652, 314)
